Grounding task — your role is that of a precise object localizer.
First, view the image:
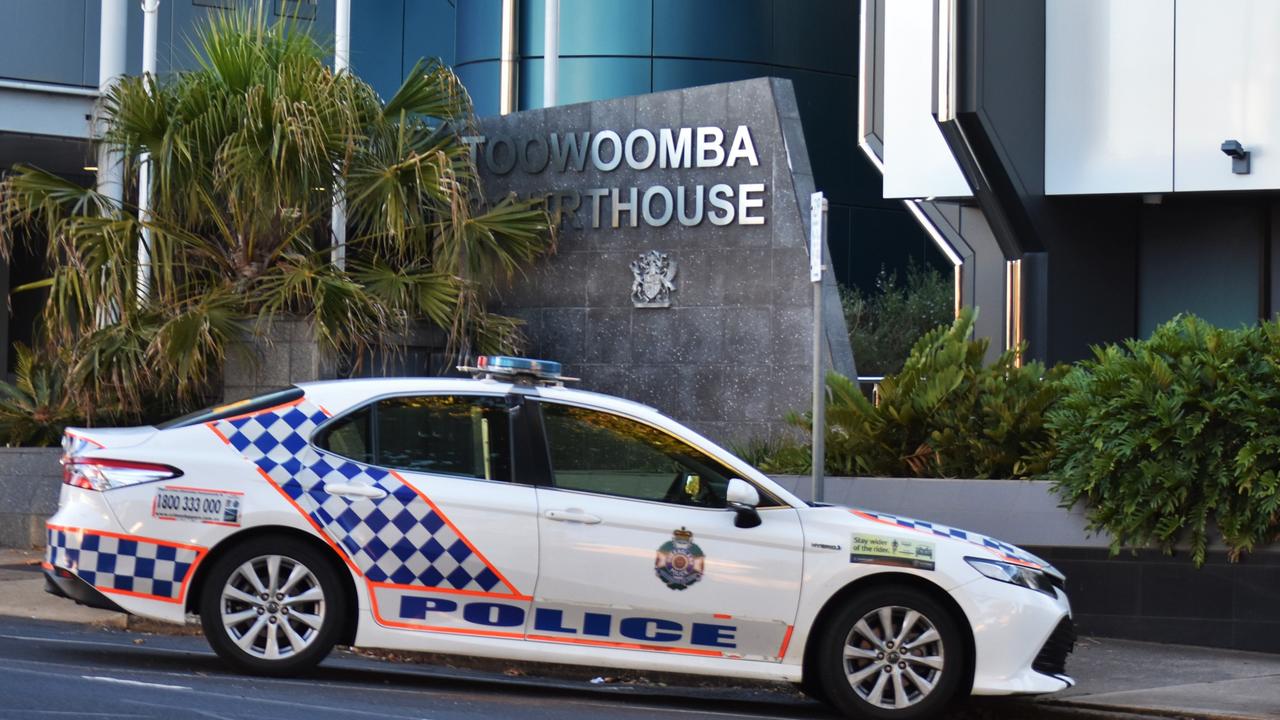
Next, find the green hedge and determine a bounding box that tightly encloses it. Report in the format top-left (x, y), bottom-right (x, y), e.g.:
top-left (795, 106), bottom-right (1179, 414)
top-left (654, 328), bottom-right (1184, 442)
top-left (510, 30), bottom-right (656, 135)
top-left (1047, 315), bottom-right (1280, 565)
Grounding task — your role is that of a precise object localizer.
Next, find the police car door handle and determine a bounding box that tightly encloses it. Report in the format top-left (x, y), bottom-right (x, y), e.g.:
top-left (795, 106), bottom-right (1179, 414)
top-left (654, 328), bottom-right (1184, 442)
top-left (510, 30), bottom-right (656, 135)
top-left (544, 509), bottom-right (602, 524)
top-left (324, 482), bottom-right (388, 500)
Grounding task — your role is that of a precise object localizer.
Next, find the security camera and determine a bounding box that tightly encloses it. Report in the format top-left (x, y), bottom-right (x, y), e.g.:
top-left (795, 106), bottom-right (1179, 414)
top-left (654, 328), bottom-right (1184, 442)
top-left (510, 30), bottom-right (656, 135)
top-left (1221, 139), bottom-right (1251, 174)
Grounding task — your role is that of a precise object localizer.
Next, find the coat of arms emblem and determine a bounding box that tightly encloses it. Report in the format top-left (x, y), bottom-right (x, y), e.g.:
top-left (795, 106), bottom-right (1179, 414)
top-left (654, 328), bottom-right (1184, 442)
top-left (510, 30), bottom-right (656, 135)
top-left (654, 527), bottom-right (705, 590)
top-left (630, 250), bottom-right (677, 308)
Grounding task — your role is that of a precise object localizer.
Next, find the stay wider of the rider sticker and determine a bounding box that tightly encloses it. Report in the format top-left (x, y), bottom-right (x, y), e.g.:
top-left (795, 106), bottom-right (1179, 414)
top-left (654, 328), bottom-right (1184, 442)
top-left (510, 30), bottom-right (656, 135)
top-left (849, 534), bottom-right (935, 571)
top-left (153, 486), bottom-right (242, 526)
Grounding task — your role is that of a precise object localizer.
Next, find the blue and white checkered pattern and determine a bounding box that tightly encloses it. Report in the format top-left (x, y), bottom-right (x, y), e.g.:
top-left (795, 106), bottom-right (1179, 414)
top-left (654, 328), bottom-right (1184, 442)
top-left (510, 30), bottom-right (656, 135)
top-left (213, 401), bottom-right (508, 594)
top-left (853, 509), bottom-right (1048, 568)
top-left (45, 527), bottom-right (199, 600)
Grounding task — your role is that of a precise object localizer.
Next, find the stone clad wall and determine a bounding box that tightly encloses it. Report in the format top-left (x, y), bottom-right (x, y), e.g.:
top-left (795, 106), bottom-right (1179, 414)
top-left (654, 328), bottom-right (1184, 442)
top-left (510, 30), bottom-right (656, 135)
top-left (477, 78), bottom-right (854, 444)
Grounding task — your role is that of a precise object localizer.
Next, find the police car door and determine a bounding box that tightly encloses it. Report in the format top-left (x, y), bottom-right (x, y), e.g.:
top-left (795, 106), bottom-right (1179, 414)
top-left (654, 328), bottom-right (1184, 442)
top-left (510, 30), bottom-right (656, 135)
top-left (527, 399), bottom-right (803, 662)
top-left (311, 394), bottom-right (539, 640)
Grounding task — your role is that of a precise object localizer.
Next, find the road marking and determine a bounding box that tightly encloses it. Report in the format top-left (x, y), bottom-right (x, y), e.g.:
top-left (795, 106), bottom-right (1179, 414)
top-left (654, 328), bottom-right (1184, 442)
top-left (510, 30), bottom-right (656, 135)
top-left (82, 676), bottom-right (192, 691)
top-left (120, 696), bottom-right (432, 720)
top-left (4, 707), bottom-right (142, 712)
top-left (571, 700), bottom-right (798, 719)
top-left (1, 632), bottom-right (796, 720)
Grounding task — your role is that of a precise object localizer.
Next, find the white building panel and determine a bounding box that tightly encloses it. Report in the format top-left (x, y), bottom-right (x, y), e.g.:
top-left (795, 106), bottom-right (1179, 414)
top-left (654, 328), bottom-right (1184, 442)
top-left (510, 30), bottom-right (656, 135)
top-left (882, 0), bottom-right (971, 199)
top-left (1044, 0), bottom-right (1174, 195)
top-left (0, 86), bottom-right (94, 139)
top-left (1174, 0), bottom-right (1280, 191)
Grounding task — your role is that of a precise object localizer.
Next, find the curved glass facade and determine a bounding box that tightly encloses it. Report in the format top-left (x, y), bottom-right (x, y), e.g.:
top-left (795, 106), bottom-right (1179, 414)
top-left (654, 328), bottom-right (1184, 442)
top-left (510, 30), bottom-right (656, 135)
top-left (449, 0), bottom-right (940, 288)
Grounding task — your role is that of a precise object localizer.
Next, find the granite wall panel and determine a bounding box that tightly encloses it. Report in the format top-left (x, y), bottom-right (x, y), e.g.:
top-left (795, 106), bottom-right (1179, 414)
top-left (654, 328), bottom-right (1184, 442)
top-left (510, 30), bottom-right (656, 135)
top-left (478, 78), bottom-right (855, 444)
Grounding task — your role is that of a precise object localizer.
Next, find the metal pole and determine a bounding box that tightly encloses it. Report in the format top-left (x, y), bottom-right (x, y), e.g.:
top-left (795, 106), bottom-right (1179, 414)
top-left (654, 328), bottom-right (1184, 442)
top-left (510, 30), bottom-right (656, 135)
top-left (136, 0), bottom-right (160, 300)
top-left (543, 0), bottom-right (559, 108)
top-left (499, 0), bottom-right (518, 115)
top-left (809, 192), bottom-right (828, 503)
top-left (331, 0), bottom-right (351, 269)
top-left (96, 0), bottom-right (128, 208)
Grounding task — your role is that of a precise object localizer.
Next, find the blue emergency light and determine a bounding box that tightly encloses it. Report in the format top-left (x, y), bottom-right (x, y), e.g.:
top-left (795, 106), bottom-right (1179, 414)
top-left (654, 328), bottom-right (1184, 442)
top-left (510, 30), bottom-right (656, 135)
top-left (460, 356), bottom-right (577, 385)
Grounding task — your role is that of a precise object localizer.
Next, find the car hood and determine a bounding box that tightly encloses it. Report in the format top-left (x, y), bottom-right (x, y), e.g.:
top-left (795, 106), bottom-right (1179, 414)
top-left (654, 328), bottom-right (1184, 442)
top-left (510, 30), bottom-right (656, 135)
top-left (836, 506), bottom-right (1064, 580)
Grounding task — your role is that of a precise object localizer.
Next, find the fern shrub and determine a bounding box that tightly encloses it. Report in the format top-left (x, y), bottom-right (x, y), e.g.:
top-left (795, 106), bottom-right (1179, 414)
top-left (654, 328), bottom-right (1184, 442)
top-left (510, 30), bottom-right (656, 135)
top-left (0, 344), bottom-right (86, 446)
top-left (784, 309), bottom-right (1063, 478)
top-left (1047, 315), bottom-right (1280, 565)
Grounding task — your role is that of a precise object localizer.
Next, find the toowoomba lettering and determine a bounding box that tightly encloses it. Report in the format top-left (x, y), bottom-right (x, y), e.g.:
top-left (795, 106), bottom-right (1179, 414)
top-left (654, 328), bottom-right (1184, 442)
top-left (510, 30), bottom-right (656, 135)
top-left (465, 125), bottom-right (768, 230)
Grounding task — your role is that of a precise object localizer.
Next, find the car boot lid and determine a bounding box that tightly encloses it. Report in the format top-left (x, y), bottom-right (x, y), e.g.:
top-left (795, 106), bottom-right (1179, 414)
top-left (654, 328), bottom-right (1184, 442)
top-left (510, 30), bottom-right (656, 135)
top-left (63, 426), bottom-right (158, 454)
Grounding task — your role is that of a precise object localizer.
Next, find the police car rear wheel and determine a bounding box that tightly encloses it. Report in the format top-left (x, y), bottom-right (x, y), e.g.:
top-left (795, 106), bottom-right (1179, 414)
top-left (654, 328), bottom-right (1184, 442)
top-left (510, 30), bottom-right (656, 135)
top-left (816, 586), bottom-right (964, 720)
top-left (200, 537), bottom-right (346, 676)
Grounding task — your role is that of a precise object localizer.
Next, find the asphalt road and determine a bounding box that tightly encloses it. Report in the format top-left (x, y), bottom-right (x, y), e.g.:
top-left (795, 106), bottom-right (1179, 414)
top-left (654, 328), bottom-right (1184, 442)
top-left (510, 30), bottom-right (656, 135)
top-left (0, 616), bottom-right (837, 720)
top-left (0, 616), bottom-right (1103, 720)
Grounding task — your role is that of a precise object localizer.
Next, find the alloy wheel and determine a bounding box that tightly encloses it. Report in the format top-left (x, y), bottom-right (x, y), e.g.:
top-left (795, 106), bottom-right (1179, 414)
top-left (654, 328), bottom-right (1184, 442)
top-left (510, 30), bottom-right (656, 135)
top-left (842, 605), bottom-right (946, 710)
top-left (220, 554), bottom-right (326, 660)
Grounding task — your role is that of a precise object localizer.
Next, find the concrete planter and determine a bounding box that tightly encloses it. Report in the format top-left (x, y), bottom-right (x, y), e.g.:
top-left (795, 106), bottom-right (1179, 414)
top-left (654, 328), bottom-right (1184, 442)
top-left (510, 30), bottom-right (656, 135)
top-left (0, 447), bottom-right (63, 549)
top-left (771, 474), bottom-right (1108, 549)
top-left (771, 474), bottom-right (1280, 654)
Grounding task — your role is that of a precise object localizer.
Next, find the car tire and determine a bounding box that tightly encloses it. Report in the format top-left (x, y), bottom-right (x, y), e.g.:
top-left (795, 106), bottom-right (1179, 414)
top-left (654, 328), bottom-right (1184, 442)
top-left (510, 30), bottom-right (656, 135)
top-left (797, 674), bottom-right (831, 705)
top-left (200, 535), bottom-right (346, 676)
top-left (814, 585), bottom-right (965, 720)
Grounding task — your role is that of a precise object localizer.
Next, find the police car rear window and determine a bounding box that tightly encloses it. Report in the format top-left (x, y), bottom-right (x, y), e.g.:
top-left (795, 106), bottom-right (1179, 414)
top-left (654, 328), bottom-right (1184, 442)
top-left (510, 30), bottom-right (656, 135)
top-left (156, 387), bottom-right (304, 430)
top-left (315, 395), bottom-right (512, 482)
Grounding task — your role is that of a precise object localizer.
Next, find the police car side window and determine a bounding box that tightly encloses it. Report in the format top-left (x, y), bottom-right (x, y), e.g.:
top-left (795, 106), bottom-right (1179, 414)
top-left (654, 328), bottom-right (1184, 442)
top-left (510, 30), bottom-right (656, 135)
top-left (315, 395), bottom-right (511, 482)
top-left (315, 407), bottom-right (373, 464)
top-left (540, 403), bottom-right (731, 508)
top-left (375, 396), bottom-right (512, 482)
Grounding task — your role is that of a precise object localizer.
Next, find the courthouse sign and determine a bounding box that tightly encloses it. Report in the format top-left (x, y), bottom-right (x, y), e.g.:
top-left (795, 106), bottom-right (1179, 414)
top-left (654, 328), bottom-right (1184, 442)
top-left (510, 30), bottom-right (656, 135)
top-left (476, 78), bottom-right (853, 444)
top-left (465, 125), bottom-right (768, 229)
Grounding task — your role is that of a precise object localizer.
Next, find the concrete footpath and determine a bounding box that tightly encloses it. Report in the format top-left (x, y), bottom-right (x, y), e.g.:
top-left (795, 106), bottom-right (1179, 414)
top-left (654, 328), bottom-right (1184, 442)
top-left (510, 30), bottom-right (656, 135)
top-left (3, 549), bottom-right (1278, 720)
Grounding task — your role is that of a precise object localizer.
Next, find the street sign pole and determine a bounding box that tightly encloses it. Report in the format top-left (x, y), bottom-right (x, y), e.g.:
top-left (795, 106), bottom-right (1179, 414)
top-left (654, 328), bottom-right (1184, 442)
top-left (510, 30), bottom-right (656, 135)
top-left (809, 192), bottom-right (828, 504)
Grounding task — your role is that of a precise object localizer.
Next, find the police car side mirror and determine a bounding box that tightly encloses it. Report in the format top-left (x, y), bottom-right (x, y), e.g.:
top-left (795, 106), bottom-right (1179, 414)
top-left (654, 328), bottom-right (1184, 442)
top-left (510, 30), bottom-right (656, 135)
top-left (726, 478), bottom-right (762, 529)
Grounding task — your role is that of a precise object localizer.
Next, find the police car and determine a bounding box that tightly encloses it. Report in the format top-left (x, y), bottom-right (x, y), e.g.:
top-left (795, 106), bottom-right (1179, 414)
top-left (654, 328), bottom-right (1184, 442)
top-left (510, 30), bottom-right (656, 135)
top-left (44, 356), bottom-right (1074, 719)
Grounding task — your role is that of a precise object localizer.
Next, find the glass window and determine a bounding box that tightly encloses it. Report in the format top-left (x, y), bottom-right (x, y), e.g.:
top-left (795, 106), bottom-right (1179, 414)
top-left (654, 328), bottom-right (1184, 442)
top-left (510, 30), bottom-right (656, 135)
top-left (315, 395), bottom-right (512, 482)
top-left (376, 396), bottom-right (511, 481)
top-left (315, 406), bottom-right (373, 465)
top-left (540, 403), bottom-right (736, 508)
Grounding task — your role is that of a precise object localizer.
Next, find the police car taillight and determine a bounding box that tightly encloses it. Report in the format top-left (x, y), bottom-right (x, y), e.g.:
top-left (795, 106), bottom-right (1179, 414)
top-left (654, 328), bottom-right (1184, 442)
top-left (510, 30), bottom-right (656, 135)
top-left (62, 457), bottom-right (183, 492)
top-left (460, 356), bottom-right (578, 386)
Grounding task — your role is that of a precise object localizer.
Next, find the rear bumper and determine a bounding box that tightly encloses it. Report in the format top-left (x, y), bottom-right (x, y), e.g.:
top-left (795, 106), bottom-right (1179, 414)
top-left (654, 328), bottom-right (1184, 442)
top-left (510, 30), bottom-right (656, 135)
top-left (43, 567), bottom-right (126, 614)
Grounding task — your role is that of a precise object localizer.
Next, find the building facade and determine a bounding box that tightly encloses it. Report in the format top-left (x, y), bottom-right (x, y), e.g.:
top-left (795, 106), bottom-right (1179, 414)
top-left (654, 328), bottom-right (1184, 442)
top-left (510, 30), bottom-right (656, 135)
top-left (0, 0), bottom-right (935, 379)
top-left (864, 0), bottom-right (1280, 364)
top-left (7, 1), bottom-right (1272, 376)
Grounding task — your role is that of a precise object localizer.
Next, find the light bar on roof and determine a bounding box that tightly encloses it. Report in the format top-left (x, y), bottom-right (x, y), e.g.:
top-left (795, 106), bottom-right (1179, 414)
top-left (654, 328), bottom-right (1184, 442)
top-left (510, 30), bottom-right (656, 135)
top-left (458, 356), bottom-right (578, 385)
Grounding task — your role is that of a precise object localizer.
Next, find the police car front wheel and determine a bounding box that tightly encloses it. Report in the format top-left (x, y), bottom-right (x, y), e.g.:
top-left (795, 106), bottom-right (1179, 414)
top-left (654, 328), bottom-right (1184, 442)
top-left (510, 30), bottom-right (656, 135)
top-left (815, 585), bottom-right (965, 720)
top-left (200, 536), bottom-right (346, 675)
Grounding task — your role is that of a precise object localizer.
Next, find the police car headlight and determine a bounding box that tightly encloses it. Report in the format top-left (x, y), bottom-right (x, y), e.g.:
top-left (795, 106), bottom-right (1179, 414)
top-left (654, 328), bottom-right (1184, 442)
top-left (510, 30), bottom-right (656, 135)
top-left (965, 557), bottom-right (1057, 597)
top-left (62, 457), bottom-right (183, 491)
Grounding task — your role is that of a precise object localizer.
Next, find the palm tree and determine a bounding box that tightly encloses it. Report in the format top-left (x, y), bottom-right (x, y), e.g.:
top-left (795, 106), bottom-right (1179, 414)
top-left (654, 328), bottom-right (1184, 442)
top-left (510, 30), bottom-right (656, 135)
top-left (0, 11), bottom-right (551, 419)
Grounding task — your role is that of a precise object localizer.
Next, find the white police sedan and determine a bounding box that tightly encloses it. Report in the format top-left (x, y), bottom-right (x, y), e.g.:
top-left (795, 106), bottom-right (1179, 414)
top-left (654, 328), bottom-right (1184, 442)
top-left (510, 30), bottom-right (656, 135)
top-left (44, 356), bottom-right (1073, 720)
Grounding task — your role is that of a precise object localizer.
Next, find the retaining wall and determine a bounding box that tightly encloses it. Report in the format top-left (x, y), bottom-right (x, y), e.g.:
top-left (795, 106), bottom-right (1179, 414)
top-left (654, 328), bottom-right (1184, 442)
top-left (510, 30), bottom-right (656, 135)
top-left (776, 475), bottom-right (1280, 654)
top-left (0, 448), bottom-right (62, 549)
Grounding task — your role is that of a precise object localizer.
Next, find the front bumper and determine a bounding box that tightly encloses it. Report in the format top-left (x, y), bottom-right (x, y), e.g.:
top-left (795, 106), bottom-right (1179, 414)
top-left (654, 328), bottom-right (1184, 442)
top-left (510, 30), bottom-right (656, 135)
top-left (952, 576), bottom-right (1076, 695)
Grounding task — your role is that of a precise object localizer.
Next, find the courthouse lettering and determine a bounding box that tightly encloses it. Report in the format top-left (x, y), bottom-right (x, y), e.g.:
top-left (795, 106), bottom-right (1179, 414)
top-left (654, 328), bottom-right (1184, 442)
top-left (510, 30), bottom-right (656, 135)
top-left (466, 125), bottom-right (768, 229)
